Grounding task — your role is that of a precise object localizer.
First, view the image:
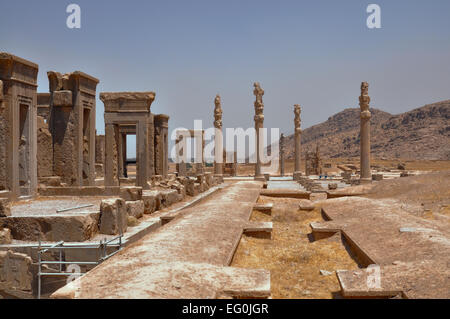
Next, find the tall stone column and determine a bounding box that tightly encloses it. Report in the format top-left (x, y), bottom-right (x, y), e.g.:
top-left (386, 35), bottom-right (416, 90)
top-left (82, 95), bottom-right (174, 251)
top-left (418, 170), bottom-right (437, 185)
top-left (213, 94), bottom-right (223, 176)
top-left (105, 123), bottom-right (118, 186)
top-left (253, 82), bottom-right (265, 180)
top-left (359, 82), bottom-right (372, 183)
top-left (176, 134), bottom-right (187, 177)
top-left (279, 133), bottom-right (285, 177)
top-left (293, 104), bottom-right (302, 180)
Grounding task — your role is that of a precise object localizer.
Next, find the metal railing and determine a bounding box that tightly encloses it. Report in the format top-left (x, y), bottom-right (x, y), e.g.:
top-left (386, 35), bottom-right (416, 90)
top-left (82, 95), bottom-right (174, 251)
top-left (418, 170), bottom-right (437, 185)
top-left (36, 234), bottom-right (123, 299)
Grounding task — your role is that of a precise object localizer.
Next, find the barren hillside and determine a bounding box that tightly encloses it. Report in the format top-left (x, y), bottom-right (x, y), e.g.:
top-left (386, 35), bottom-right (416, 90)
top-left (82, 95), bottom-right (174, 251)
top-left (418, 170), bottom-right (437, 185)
top-left (275, 100), bottom-right (450, 160)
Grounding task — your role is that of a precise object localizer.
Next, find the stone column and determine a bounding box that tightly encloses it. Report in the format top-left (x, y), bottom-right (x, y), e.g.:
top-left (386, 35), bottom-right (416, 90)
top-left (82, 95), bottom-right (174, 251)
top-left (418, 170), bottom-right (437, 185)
top-left (176, 134), bottom-right (187, 177)
top-left (136, 120), bottom-right (150, 189)
top-left (293, 104), bottom-right (302, 180)
top-left (253, 82), bottom-right (265, 180)
top-left (279, 133), bottom-right (285, 177)
top-left (154, 114), bottom-right (169, 178)
top-left (105, 123), bottom-right (118, 186)
top-left (359, 82), bottom-right (372, 183)
top-left (213, 94), bottom-right (223, 176)
top-left (233, 151), bottom-right (238, 177)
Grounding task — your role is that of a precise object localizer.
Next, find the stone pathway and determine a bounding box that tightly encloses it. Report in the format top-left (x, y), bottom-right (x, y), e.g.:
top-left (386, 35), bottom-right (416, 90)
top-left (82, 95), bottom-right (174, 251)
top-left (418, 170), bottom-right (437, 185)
top-left (51, 181), bottom-right (270, 299)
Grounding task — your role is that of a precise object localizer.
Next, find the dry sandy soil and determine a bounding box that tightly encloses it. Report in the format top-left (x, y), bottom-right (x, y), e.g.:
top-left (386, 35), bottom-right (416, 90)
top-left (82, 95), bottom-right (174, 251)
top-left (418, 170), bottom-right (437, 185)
top-left (231, 196), bottom-right (362, 299)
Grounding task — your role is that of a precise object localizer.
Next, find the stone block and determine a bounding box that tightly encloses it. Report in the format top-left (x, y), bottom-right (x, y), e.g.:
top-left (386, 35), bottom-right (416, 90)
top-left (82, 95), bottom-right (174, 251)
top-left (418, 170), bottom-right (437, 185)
top-left (186, 178), bottom-right (198, 197)
top-left (0, 199), bottom-right (11, 217)
top-left (53, 90), bottom-right (73, 106)
top-left (99, 198), bottom-right (127, 235)
top-left (160, 189), bottom-right (179, 208)
top-left (204, 173), bottom-right (214, 187)
top-left (0, 227), bottom-right (12, 244)
top-left (298, 199), bottom-right (315, 211)
top-left (0, 250), bottom-right (33, 292)
top-left (328, 183), bottom-right (338, 190)
top-left (194, 183), bottom-right (202, 194)
top-left (125, 200), bottom-right (144, 219)
top-left (39, 176), bottom-right (62, 187)
top-left (52, 90), bottom-right (73, 107)
top-left (372, 174), bottom-right (383, 181)
top-left (120, 186), bottom-right (142, 201)
top-left (0, 214), bottom-right (100, 242)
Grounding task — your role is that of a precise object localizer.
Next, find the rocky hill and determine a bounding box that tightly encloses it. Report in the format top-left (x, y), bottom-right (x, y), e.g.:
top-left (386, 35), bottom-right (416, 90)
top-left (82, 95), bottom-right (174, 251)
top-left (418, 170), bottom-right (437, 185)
top-left (275, 100), bottom-right (450, 160)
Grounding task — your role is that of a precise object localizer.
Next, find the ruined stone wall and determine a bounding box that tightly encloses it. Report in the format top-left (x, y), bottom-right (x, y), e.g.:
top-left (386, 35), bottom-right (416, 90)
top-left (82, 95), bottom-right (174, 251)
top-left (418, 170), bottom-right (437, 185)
top-left (48, 71), bottom-right (99, 186)
top-left (37, 116), bottom-right (53, 178)
top-left (51, 105), bottom-right (78, 185)
top-left (0, 53), bottom-right (39, 198)
top-left (148, 114), bottom-right (155, 176)
top-left (0, 250), bottom-right (33, 298)
top-left (95, 135), bottom-right (105, 164)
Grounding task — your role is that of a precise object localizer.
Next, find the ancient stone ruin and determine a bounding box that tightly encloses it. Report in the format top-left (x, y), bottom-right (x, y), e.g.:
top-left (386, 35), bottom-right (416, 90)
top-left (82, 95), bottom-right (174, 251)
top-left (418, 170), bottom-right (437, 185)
top-left (305, 145), bottom-right (322, 176)
top-left (0, 53), bottom-right (38, 199)
top-left (0, 51), bottom-right (448, 301)
top-left (100, 92), bottom-right (169, 189)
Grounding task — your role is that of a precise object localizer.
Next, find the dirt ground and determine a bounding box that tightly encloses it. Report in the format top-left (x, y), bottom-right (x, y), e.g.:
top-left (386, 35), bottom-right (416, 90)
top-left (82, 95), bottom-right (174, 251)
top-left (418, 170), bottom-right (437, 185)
top-left (221, 159), bottom-right (450, 176)
top-left (231, 196), bottom-right (362, 299)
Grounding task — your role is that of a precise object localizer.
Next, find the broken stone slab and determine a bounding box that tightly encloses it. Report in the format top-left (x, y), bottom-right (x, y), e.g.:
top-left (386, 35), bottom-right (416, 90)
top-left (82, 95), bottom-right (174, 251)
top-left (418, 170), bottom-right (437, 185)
top-left (243, 222), bottom-right (273, 239)
top-left (0, 199), bottom-right (11, 217)
top-left (142, 190), bottom-right (162, 214)
top-left (260, 189), bottom-right (310, 199)
top-left (120, 186), bottom-right (143, 201)
top-left (0, 227), bottom-right (12, 244)
top-left (160, 189), bottom-right (179, 208)
top-left (0, 250), bottom-right (33, 292)
top-left (319, 270), bottom-right (334, 276)
top-left (372, 174), bottom-right (383, 181)
top-left (298, 199), bottom-right (315, 211)
top-left (125, 200), bottom-right (144, 219)
top-left (99, 198), bottom-right (127, 235)
top-left (253, 203), bottom-right (273, 214)
top-left (52, 90), bottom-right (73, 107)
top-left (0, 214), bottom-right (100, 242)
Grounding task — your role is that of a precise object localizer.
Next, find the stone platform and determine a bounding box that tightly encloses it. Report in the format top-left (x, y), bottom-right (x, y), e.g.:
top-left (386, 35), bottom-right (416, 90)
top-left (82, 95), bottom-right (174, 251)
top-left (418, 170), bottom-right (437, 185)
top-left (51, 181), bottom-right (270, 299)
top-left (312, 197), bottom-right (450, 298)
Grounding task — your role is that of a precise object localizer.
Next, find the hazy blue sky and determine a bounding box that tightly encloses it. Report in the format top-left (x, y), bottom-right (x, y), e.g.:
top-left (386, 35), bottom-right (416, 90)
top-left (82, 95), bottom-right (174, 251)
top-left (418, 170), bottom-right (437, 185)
top-left (1, 0), bottom-right (449, 157)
